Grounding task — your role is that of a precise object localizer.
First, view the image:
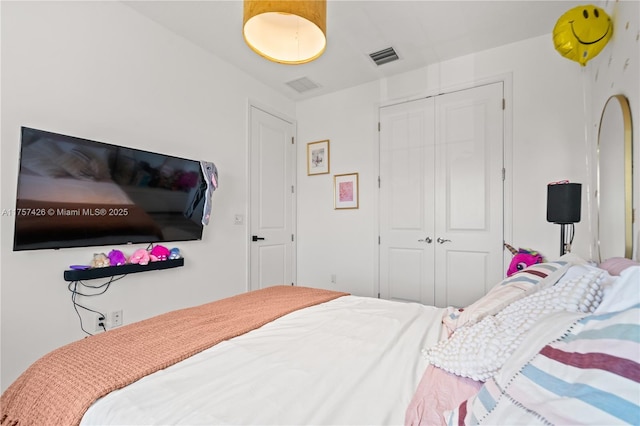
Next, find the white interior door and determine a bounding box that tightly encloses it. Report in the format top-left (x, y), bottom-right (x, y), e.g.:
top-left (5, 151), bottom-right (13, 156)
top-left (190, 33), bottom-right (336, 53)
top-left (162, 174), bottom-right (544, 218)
top-left (379, 98), bottom-right (436, 304)
top-left (379, 83), bottom-right (504, 308)
top-left (249, 106), bottom-right (296, 290)
top-left (433, 83), bottom-right (504, 307)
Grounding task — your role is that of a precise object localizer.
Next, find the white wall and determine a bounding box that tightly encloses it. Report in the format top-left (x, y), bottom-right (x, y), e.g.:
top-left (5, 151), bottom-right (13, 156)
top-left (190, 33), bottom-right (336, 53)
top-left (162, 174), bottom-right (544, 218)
top-left (296, 82), bottom-right (381, 296)
top-left (296, 34), bottom-right (592, 297)
top-left (589, 0), bottom-right (640, 261)
top-left (0, 1), bottom-right (294, 390)
top-left (296, 3), bottom-right (640, 298)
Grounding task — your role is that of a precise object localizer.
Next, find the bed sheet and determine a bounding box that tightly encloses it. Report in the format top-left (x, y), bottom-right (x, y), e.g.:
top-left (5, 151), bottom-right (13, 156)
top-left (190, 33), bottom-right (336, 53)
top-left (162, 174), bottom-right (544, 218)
top-left (81, 295), bottom-right (446, 425)
top-left (17, 173), bottom-right (133, 204)
top-left (14, 175), bottom-right (164, 248)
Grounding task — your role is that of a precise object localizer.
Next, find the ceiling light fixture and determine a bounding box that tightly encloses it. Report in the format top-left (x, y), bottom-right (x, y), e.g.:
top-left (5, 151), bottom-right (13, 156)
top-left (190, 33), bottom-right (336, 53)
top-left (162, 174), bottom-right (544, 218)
top-left (243, 0), bottom-right (327, 65)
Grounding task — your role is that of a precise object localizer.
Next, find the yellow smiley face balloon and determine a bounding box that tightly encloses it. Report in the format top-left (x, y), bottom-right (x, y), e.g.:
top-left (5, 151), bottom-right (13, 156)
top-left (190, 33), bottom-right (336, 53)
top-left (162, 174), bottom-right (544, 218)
top-left (553, 5), bottom-right (612, 66)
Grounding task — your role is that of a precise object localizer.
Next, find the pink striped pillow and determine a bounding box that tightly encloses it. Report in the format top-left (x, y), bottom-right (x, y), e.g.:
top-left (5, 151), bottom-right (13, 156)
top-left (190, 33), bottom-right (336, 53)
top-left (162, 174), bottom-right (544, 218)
top-left (442, 261), bottom-right (570, 333)
top-left (599, 257), bottom-right (639, 276)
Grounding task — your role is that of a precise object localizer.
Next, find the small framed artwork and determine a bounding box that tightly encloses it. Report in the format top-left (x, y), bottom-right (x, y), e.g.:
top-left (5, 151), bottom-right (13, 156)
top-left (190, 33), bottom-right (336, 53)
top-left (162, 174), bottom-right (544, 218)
top-left (307, 140), bottom-right (330, 175)
top-left (334, 173), bottom-right (359, 209)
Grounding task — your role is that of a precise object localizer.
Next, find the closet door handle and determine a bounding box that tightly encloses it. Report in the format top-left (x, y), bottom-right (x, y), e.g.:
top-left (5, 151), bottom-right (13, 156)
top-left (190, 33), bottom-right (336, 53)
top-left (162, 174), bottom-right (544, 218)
top-left (418, 237), bottom-right (433, 244)
top-left (437, 237), bottom-right (451, 244)
top-left (252, 235), bottom-right (265, 242)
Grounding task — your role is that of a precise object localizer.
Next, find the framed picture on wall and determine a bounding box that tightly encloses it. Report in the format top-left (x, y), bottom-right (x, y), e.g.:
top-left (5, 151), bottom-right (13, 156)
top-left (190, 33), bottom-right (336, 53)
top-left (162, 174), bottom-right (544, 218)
top-left (307, 140), bottom-right (330, 175)
top-left (334, 173), bottom-right (359, 209)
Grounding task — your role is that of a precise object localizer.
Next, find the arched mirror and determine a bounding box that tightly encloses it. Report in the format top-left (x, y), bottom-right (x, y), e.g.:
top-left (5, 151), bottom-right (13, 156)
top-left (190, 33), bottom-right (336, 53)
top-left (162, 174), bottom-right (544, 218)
top-left (597, 94), bottom-right (633, 261)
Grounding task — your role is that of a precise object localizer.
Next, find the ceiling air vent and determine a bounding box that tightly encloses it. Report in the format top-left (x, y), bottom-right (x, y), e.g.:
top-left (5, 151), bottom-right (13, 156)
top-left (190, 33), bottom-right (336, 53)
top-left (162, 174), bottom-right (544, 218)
top-left (369, 47), bottom-right (399, 66)
top-left (286, 77), bottom-right (321, 93)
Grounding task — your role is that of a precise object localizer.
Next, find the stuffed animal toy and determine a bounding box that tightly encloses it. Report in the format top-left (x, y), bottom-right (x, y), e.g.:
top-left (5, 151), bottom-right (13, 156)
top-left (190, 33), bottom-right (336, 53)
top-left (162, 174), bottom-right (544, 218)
top-left (129, 248), bottom-right (150, 265)
top-left (169, 247), bottom-right (182, 260)
top-left (108, 249), bottom-right (127, 266)
top-left (90, 253), bottom-right (110, 268)
top-left (505, 243), bottom-right (545, 276)
top-left (149, 245), bottom-right (170, 262)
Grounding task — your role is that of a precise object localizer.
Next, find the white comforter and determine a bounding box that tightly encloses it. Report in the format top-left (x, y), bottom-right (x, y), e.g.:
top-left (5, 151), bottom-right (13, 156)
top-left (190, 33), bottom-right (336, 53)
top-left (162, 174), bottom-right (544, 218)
top-left (81, 295), bottom-right (446, 425)
top-left (18, 174), bottom-right (133, 204)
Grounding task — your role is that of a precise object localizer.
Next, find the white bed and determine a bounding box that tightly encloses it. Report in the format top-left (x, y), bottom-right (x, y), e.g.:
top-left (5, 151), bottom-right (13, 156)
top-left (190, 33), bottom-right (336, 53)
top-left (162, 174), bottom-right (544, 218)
top-left (81, 295), bottom-right (445, 425)
top-left (17, 174), bottom-right (134, 205)
top-left (1, 257), bottom-right (639, 426)
top-left (14, 173), bottom-right (165, 249)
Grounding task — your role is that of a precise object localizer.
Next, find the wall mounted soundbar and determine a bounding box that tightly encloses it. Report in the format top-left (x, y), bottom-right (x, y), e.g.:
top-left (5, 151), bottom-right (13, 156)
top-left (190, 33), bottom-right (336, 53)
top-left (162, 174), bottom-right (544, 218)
top-left (63, 258), bottom-right (184, 281)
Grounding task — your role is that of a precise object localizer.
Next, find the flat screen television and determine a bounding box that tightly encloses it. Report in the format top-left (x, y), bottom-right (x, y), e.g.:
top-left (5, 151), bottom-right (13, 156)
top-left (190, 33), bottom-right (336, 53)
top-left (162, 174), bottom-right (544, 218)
top-left (13, 127), bottom-right (206, 251)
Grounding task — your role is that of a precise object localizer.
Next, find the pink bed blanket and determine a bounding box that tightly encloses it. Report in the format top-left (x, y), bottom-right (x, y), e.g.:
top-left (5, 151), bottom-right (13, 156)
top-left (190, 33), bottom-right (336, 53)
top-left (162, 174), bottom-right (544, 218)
top-left (0, 285), bottom-right (348, 426)
top-left (405, 364), bottom-right (483, 426)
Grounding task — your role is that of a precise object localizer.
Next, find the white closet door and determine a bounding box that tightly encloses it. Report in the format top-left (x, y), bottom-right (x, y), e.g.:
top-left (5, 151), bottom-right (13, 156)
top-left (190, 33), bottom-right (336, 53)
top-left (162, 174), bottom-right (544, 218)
top-left (378, 83), bottom-right (504, 308)
top-left (379, 98), bottom-right (436, 304)
top-left (433, 83), bottom-right (504, 307)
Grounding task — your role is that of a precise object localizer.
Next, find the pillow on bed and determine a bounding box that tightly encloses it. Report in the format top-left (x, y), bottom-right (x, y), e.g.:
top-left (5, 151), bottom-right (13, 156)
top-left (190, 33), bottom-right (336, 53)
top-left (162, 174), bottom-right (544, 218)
top-left (596, 265), bottom-right (640, 313)
top-left (599, 257), bottom-right (640, 276)
top-left (57, 148), bottom-right (110, 181)
top-left (21, 138), bottom-right (110, 180)
top-left (21, 137), bottom-right (68, 177)
top-left (442, 261), bottom-right (570, 334)
top-left (424, 269), bottom-right (604, 381)
top-left (447, 304), bottom-right (640, 425)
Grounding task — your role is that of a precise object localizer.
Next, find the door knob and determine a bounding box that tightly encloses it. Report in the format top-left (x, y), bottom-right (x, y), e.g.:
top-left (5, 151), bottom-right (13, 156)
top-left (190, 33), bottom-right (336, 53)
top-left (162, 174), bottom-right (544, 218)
top-left (437, 237), bottom-right (451, 244)
top-left (418, 237), bottom-right (433, 243)
top-left (252, 235), bottom-right (265, 242)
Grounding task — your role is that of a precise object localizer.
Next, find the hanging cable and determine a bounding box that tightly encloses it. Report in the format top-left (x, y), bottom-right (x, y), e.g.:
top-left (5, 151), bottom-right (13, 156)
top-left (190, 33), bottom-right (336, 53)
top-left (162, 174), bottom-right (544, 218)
top-left (68, 275), bottom-right (126, 335)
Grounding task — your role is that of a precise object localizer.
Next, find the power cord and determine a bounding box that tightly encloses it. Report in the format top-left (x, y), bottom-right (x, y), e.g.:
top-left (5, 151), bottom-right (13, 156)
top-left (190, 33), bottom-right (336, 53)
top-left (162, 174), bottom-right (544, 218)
top-left (563, 223), bottom-right (576, 253)
top-left (68, 275), bottom-right (126, 335)
top-left (569, 223), bottom-right (575, 246)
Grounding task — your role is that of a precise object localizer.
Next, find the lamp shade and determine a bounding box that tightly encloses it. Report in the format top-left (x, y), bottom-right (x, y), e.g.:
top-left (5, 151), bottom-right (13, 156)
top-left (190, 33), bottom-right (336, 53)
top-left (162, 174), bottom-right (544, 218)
top-left (547, 183), bottom-right (582, 224)
top-left (243, 0), bottom-right (327, 64)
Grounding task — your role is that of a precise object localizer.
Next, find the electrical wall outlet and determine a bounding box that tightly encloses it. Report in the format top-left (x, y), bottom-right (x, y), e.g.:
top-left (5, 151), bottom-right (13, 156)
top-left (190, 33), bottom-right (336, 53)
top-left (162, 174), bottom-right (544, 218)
top-left (95, 314), bottom-right (106, 332)
top-left (331, 274), bottom-right (337, 284)
top-left (111, 310), bottom-right (123, 327)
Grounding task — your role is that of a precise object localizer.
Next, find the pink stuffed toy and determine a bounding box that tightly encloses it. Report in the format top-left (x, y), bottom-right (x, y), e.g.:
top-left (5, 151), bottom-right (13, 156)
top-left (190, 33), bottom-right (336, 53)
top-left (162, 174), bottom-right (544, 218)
top-left (149, 245), bottom-right (170, 262)
top-left (129, 248), bottom-right (150, 265)
top-left (505, 243), bottom-right (545, 276)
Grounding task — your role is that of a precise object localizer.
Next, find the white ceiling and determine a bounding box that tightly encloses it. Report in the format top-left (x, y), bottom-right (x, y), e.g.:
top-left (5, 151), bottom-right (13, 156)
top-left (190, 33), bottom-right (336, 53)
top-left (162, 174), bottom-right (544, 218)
top-left (123, 0), bottom-right (582, 101)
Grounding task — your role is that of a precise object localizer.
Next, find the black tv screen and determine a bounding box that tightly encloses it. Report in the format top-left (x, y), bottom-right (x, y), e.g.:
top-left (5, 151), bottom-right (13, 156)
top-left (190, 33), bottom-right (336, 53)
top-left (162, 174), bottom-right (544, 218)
top-left (13, 127), bottom-right (206, 251)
